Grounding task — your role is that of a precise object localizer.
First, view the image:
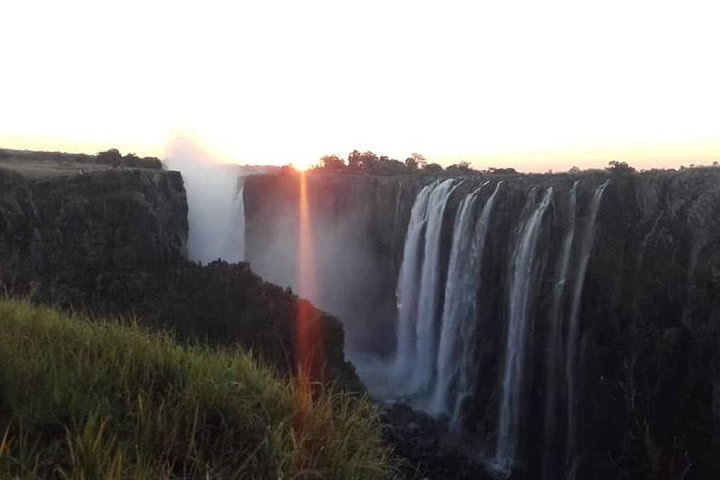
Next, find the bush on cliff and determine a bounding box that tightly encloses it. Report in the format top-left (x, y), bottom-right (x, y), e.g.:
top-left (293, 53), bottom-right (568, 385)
top-left (0, 299), bottom-right (393, 479)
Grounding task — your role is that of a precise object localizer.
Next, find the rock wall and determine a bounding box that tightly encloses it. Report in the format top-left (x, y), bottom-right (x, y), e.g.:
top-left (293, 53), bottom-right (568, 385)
top-left (0, 167), bottom-right (188, 301)
top-left (0, 163), bottom-right (359, 389)
top-left (244, 172), bottom-right (431, 353)
top-left (244, 168), bottom-right (720, 478)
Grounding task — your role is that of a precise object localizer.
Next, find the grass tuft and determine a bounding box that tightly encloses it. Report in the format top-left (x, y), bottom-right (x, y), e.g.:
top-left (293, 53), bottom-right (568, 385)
top-left (0, 299), bottom-right (395, 479)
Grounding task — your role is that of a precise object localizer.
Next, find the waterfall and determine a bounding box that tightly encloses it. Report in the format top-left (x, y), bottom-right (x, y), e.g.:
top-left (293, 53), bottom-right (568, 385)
top-left (430, 181), bottom-right (502, 431)
top-left (221, 178), bottom-right (246, 262)
top-left (410, 179), bottom-right (459, 396)
top-left (495, 186), bottom-right (554, 472)
top-left (392, 179), bottom-right (458, 398)
top-left (393, 182), bottom-right (436, 385)
top-left (565, 180), bottom-right (609, 471)
top-left (543, 181), bottom-right (578, 479)
top-left (429, 183), bottom-right (486, 415)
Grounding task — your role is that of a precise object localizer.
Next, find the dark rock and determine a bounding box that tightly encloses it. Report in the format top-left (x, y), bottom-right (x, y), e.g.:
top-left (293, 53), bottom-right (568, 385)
top-left (379, 402), bottom-right (493, 480)
top-left (0, 163), bottom-right (359, 389)
top-left (244, 167), bottom-right (720, 479)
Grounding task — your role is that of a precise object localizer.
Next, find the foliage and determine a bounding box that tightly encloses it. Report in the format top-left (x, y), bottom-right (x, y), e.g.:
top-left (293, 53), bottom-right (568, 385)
top-left (607, 160), bottom-right (635, 174)
top-left (97, 148), bottom-right (123, 165)
top-left (404, 153), bottom-right (426, 170)
top-left (422, 163), bottom-right (444, 173)
top-left (0, 299), bottom-right (394, 479)
top-left (347, 150), bottom-right (380, 170)
top-left (445, 161), bottom-right (472, 173)
top-left (96, 149), bottom-right (163, 170)
top-left (315, 151), bottom-right (431, 175)
top-left (319, 154), bottom-right (346, 170)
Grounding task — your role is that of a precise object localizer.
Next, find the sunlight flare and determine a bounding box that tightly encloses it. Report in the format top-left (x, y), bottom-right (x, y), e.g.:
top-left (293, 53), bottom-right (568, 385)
top-left (295, 171), bottom-right (323, 392)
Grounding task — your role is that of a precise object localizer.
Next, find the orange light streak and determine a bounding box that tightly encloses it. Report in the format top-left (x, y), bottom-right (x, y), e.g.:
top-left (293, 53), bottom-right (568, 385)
top-left (295, 171), bottom-right (323, 395)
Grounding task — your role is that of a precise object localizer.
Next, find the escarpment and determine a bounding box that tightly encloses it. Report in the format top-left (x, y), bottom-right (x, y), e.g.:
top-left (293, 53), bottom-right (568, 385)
top-left (0, 167), bottom-right (188, 297)
top-left (0, 156), bottom-right (358, 389)
top-left (4, 149), bottom-right (720, 478)
top-left (244, 167), bottom-right (720, 478)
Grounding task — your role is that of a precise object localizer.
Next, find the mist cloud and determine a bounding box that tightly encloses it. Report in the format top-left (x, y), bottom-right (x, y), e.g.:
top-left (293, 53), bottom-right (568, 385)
top-left (165, 137), bottom-right (245, 264)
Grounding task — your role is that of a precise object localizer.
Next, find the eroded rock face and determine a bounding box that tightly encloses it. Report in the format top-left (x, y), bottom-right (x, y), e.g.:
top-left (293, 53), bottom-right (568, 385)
top-left (379, 402), bottom-right (492, 480)
top-left (244, 168), bottom-right (720, 478)
top-left (0, 164), bottom-right (359, 389)
top-left (244, 172), bottom-right (432, 354)
top-left (0, 168), bottom-right (188, 298)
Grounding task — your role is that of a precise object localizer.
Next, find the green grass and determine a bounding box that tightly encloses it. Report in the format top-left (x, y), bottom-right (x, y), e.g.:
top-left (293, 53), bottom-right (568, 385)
top-left (0, 299), bottom-right (394, 479)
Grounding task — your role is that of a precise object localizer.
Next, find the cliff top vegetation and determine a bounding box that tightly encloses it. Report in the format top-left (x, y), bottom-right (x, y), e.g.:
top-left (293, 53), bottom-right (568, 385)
top-left (0, 299), bottom-right (394, 479)
top-left (0, 148), bottom-right (162, 178)
top-left (300, 152), bottom-right (720, 177)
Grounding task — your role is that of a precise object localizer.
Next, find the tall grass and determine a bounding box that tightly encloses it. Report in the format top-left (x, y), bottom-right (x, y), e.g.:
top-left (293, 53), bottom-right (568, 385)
top-left (0, 299), bottom-right (394, 479)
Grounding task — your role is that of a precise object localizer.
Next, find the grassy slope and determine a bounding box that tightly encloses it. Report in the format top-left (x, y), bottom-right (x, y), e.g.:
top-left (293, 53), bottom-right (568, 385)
top-left (0, 300), bottom-right (393, 479)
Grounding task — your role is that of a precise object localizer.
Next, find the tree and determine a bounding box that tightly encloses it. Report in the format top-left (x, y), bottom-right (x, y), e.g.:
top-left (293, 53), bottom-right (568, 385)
top-left (348, 150), bottom-right (362, 170)
top-left (358, 151), bottom-right (379, 170)
top-left (319, 154), bottom-right (346, 170)
top-left (447, 161), bottom-right (472, 173)
top-left (404, 152), bottom-right (426, 170)
top-left (607, 160), bottom-right (635, 174)
top-left (423, 162), bottom-right (444, 174)
top-left (97, 148), bottom-right (123, 166)
top-left (347, 150), bottom-right (379, 171)
top-left (569, 166), bottom-right (581, 174)
top-left (374, 156), bottom-right (408, 174)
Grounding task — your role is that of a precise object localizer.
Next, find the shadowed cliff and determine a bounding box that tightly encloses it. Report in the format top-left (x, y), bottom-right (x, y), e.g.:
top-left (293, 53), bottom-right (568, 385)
top-left (244, 167), bottom-right (720, 478)
top-left (0, 156), bottom-right (359, 390)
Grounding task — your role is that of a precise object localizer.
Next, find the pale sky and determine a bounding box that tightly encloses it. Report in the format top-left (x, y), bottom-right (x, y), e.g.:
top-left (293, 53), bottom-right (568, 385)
top-left (1, 0), bottom-right (719, 172)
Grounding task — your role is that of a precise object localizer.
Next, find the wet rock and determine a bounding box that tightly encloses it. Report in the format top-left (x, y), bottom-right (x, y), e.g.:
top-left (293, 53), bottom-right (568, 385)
top-left (379, 402), bottom-right (493, 480)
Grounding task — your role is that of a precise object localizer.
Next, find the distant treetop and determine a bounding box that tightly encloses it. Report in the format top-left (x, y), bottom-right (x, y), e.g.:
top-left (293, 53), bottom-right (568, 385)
top-left (606, 160), bottom-right (635, 174)
top-left (97, 149), bottom-right (163, 169)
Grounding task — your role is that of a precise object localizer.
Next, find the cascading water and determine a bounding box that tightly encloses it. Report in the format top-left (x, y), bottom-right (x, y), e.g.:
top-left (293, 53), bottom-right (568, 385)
top-left (564, 180), bottom-right (609, 471)
top-left (543, 181), bottom-right (578, 479)
top-left (392, 179), bottom-right (459, 399)
top-left (429, 182), bottom-right (487, 414)
top-left (393, 182), bottom-right (436, 386)
top-left (385, 178), bottom-right (610, 474)
top-left (430, 181), bottom-right (502, 430)
top-left (495, 186), bottom-right (554, 472)
top-left (410, 179), bottom-right (459, 396)
top-left (219, 178), bottom-right (246, 262)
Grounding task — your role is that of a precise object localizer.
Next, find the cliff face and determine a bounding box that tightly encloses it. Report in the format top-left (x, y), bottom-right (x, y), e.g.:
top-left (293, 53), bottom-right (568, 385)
top-left (244, 172), bottom-right (432, 353)
top-left (0, 167), bottom-right (188, 304)
top-left (0, 161), bottom-right (358, 389)
top-left (244, 168), bottom-right (720, 478)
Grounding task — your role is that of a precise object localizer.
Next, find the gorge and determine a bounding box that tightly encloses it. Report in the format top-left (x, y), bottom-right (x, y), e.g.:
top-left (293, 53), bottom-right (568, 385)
top-left (2, 149), bottom-right (720, 479)
top-left (244, 167), bottom-right (720, 479)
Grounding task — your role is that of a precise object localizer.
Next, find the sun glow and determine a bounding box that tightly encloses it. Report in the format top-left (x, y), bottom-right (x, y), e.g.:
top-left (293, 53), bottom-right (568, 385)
top-left (291, 159), bottom-right (315, 172)
top-left (1, 1), bottom-right (719, 170)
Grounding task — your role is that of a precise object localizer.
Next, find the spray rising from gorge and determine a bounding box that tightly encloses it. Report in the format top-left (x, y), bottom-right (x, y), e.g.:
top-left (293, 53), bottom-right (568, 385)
top-left (165, 141), bottom-right (246, 264)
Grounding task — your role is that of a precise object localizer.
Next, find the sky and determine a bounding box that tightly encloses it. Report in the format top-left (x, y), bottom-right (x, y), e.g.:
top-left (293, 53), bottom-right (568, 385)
top-left (1, 0), bottom-right (719, 172)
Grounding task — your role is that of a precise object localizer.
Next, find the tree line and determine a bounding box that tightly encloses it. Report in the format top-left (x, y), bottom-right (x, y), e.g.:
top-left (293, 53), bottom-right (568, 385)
top-left (309, 150), bottom-right (517, 175)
